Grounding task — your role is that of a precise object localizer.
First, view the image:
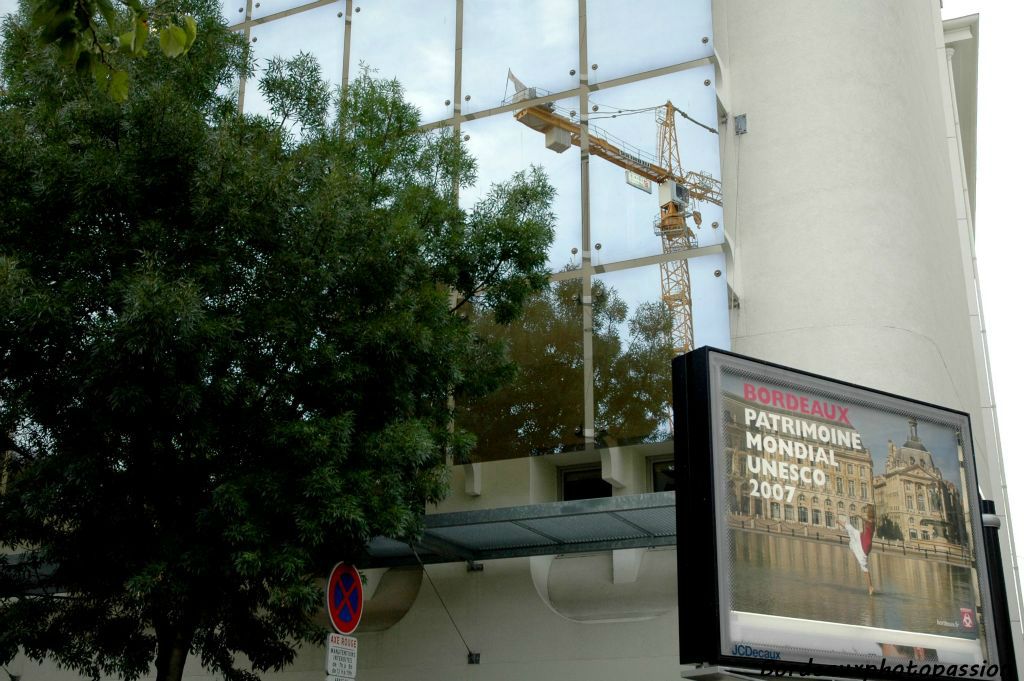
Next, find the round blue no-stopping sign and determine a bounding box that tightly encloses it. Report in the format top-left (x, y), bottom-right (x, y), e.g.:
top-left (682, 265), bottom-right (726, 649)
top-left (326, 562), bottom-right (363, 635)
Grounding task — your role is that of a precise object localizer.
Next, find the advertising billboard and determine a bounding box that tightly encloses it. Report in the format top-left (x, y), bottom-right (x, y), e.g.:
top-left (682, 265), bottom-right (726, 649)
top-left (674, 348), bottom-right (1004, 680)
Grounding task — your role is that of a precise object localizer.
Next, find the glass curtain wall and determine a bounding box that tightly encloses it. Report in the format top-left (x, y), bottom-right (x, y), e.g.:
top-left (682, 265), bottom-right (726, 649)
top-left (228, 0), bottom-right (727, 463)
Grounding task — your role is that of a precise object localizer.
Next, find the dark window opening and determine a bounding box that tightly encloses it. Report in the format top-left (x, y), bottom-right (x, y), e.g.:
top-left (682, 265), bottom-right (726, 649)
top-left (561, 466), bottom-right (613, 501)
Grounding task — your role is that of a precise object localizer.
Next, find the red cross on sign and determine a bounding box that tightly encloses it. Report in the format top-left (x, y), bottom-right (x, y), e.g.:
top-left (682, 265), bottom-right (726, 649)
top-left (326, 562), bottom-right (363, 635)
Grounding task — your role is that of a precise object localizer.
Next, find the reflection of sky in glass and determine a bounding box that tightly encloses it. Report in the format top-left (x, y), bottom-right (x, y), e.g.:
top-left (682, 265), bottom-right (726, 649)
top-left (462, 0), bottom-right (578, 113)
top-left (589, 65), bottom-right (722, 263)
top-left (252, 0), bottom-right (314, 20)
top-left (460, 101), bottom-right (581, 273)
top-left (587, 0), bottom-right (713, 83)
top-left (689, 253), bottom-right (730, 350)
top-left (222, 0), bottom-right (244, 25)
top-left (350, 0), bottom-right (455, 124)
top-left (244, 3), bottom-right (344, 119)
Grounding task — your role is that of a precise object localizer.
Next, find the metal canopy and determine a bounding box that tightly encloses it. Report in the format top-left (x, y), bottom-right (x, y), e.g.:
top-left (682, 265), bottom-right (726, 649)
top-left (363, 492), bottom-right (677, 568)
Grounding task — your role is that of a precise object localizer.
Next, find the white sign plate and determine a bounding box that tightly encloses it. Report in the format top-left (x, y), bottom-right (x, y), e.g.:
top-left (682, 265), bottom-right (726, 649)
top-left (325, 633), bottom-right (357, 679)
top-left (625, 170), bottom-right (652, 193)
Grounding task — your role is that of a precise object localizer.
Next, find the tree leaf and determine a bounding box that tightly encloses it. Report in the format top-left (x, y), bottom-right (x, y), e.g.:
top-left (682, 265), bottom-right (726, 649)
top-left (182, 16), bottom-right (197, 52)
top-left (159, 25), bottom-right (187, 58)
top-left (91, 58), bottom-right (110, 86)
top-left (133, 17), bottom-right (149, 56)
top-left (117, 29), bottom-right (135, 53)
top-left (108, 69), bottom-right (129, 102)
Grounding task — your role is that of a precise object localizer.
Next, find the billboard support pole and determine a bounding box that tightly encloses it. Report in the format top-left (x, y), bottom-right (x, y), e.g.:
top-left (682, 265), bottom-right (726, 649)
top-left (981, 499), bottom-right (1019, 681)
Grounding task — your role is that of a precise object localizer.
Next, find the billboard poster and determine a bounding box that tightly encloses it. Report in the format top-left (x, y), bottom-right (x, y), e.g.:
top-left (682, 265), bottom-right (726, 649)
top-left (675, 348), bottom-right (1002, 680)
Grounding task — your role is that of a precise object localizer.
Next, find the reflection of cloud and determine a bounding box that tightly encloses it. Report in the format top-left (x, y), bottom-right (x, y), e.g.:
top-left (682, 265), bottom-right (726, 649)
top-left (462, 0), bottom-right (578, 111)
top-left (536, 0), bottom-right (577, 48)
top-left (349, 0), bottom-right (455, 123)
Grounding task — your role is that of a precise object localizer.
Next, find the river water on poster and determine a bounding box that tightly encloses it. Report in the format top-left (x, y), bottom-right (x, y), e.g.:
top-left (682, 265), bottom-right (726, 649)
top-left (731, 530), bottom-right (977, 639)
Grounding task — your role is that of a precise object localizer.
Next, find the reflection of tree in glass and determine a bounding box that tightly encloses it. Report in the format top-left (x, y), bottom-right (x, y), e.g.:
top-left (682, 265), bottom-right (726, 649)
top-left (456, 275), bottom-right (673, 461)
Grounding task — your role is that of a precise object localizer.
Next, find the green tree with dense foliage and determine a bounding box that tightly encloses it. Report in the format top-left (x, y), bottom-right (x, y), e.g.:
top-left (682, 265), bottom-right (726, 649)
top-left (0, 1), bottom-right (555, 679)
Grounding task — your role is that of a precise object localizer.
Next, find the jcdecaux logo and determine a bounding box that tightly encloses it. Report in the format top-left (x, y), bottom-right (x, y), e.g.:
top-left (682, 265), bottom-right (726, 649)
top-left (733, 644), bottom-right (782, 660)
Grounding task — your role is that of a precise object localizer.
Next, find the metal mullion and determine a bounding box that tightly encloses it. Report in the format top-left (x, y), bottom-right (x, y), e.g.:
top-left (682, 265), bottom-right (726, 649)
top-left (236, 0), bottom-right (256, 113)
top-left (587, 56), bottom-right (715, 94)
top-left (452, 0), bottom-right (463, 132)
top-left (446, 0), bottom-right (462, 466)
top-left (416, 55), bottom-right (715, 133)
top-left (228, 0), bottom-right (335, 31)
top-left (578, 0), bottom-right (594, 452)
top-left (548, 243), bottom-right (725, 282)
top-left (340, 0), bottom-right (352, 88)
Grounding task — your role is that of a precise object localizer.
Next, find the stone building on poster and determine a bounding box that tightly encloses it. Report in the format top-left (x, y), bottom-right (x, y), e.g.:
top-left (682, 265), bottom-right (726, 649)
top-left (873, 418), bottom-right (969, 546)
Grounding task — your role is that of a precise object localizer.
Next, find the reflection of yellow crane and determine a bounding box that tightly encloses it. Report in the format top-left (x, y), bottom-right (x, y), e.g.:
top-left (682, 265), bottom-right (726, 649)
top-left (509, 81), bottom-right (722, 355)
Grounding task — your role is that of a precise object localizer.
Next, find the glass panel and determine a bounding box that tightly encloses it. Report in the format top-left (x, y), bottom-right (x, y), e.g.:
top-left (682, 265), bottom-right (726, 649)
top-left (252, 0), bottom-right (319, 21)
top-left (593, 255), bottom-right (728, 447)
top-left (587, 0), bottom-right (713, 84)
top-left (223, 0), bottom-right (246, 26)
top-left (690, 252), bottom-right (730, 350)
top-left (460, 97), bottom-right (582, 273)
top-left (350, 0), bottom-right (456, 124)
top-left (588, 65), bottom-right (722, 265)
top-left (456, 279), bottom-right (585, 462)
top-left (461, 0), bottom-right (578, 114)
top-left (592, 264), bottom-right (673, 447)
top-left (243, 3), bottom-right (344, 120)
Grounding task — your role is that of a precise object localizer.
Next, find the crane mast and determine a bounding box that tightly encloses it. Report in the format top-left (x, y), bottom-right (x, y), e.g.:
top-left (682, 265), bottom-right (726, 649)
top-left (656, 101), bottom-right (698, 355)
top-left (511, 90), bottom-right (722, 355)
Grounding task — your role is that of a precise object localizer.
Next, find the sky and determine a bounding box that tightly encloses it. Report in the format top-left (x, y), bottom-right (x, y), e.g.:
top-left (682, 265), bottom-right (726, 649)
top-left (939, 0), bottom-right (1024, 592)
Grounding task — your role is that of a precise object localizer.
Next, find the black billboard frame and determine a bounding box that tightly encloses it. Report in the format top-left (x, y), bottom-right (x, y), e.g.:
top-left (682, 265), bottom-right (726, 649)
top-left (673, 346), bottom-right (1017, 681)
